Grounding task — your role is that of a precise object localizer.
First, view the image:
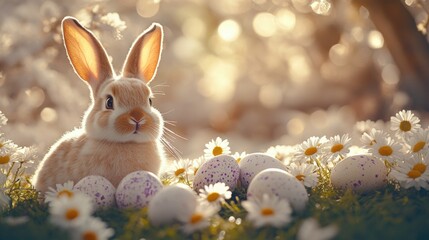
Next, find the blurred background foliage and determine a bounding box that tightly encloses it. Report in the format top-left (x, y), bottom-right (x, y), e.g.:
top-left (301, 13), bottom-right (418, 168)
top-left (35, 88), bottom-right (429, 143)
top-left (1, 0), bottom-right (429, 169)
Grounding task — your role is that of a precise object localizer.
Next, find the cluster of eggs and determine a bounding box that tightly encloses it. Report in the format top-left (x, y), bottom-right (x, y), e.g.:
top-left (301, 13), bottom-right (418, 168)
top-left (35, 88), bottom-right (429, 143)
top-left (73, 153), bottom-right (388, 221)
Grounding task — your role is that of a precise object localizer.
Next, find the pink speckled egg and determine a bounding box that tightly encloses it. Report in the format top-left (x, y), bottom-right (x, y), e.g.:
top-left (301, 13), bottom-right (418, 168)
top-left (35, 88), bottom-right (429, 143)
top-left (74, 175), bottom-right (116, 209)
top-left (247, 168), bottom-right (308, 212)
top-left (115, 171), bottom-right (163, 209)
top-left (193, 155), bottom-right (240, 191)
top-left (331, 155), bottom-right (387, 193)
top-left (148, 184), bottom-right (197, 226)
top-left (239, 153), bottom-right (287, 189)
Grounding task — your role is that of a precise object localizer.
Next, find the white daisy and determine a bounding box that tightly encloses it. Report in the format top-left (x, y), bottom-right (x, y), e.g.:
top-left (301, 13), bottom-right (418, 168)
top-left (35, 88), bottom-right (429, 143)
top-left (204, 137), bottom-right (231, 159)
top-left (389, 154), bottom-right (429, 190)
top-left (165, 159), bottom-right (193, 183)
top-left (390, 110), bottom-right (421, 137)
top-left (0, 111), bottom-right (7, 127)
top-left (369, 134), bottom-right (402, 163)
top-left (198, 182), bottom-right (232, 207)
top-left (297, 218), bottom-right (338, 240)
top-left (49, 193), bottom-right (93, 229)
top-left (178, 202), bottom-right (219, 234)
top-left (354, 120), bottom-right (385, 135)
top-left (295, 136), bottom-right (327, 162)
top-left (266, 145), bottom-right (297, 165)
top-left (12, 146), bottom-right (37, 165)
top-left (232, 151), bottom-right (247, 164)
top-left (406, 128), bottom-right (429, 155)
top-left (71, 217), bottom-right (114, 240)
top-left (0, 138), bottom-right (18, 169)
top-left (361, 128), bottom-right (387, 147)
top-left (191, 156), bottom-right (206, 177)
top-left (287, 162), bottom-right (319, 188)
top-left (323, 134), bottom-right (351, 161)
top-left (44, 181), bottom-right (75, 204)
top-left (242, 194), bottom-right (293, 228)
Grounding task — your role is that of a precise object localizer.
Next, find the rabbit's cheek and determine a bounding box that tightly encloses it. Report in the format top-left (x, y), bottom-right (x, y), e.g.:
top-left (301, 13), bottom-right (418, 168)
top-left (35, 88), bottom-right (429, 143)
top-left (98, 111), bottom-right (111, 128)
top-left (115, 113), bottom-right (135, 134)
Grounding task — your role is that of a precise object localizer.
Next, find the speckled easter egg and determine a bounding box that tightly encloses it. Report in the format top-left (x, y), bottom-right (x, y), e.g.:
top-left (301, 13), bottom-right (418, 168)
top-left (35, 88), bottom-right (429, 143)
top-left (247, 168), bottom-right (308, 212)
top-left (148, 184), bottom-right (197, 226)
top-left (115, 171), bottom-right (163, 209)
top-left (239, 153), bottom-right (287, 189)
top-left (193, 155), bottom-right (240, 191)
top-left (74, 175), bottom-right (116, 209)
top-left (331, 155), bottom-right (387, 193)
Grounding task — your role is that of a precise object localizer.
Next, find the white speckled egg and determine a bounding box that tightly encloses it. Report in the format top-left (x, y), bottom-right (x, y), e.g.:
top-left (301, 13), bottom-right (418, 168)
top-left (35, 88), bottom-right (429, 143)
top-left (331, 155), bottom-right (387, 193)
top-left (193, 155), bottom-right (240, 191)
top-left (247, 168), bottom-right (308, 212)
top-left (148, 184), bottom-right (197, 226)
top-left (239, 153), bottom-right (287, 189)
top-left (115, 171), bottom-right (163, 209)
top-left (74, 175), bottom-right (116, 209)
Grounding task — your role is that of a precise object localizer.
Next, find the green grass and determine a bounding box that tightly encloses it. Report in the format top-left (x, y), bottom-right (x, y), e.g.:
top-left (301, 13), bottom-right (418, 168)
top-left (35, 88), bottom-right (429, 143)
top-left (1, 180), bottom-right (429, 240)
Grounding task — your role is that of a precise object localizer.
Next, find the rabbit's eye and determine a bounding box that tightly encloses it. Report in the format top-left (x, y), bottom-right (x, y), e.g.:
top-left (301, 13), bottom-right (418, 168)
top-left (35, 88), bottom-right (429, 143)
top-left (149, 98), bottom-right (153, 106)
top-left (106, 95), bottom-right (114, 110)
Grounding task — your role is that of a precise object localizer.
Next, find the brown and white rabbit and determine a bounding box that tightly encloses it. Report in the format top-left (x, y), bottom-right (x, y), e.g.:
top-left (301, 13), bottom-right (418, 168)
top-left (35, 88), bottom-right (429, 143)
top-left (33, 17), bottom-right (165, 194)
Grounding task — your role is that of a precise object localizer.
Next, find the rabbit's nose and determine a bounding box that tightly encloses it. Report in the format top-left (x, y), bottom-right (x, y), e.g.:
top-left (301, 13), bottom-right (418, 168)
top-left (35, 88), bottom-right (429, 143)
top-left (129, 108), bottom-right (144, 122)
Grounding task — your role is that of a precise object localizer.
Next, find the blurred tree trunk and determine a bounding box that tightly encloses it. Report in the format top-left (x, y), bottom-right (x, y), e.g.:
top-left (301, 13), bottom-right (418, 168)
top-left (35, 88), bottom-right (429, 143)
top-left (354, 0), bottom-right (429, 110)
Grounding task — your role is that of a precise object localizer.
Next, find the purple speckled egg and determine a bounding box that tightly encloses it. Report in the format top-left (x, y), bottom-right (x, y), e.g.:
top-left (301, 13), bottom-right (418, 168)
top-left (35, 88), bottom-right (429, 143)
top-left (331, 155), bottom-right (387, 193)
top-left (115, 171), bottom-right (163, 209)
top-left (74, 175), bottom-right (116, 209)
top-left (247, 168), bottom-right (308, 212)
top-left (193, 155), bottom-right (240, 191)
top-left (148, 184), bottom-right (197, 226)
top-left (239, 153), bottom-right (287, 189)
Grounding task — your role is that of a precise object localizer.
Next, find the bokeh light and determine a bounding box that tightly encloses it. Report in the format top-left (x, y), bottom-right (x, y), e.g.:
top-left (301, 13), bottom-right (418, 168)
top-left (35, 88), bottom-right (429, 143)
top-left (368, 30), bottom-right (384, 49)
top-left (218, 20), bottom-right (241, 42)
top-left (253, 12), bottom-right (277, 37)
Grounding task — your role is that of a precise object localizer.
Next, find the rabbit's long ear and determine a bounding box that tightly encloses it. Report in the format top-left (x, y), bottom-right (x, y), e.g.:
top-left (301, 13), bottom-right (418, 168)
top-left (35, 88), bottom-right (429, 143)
top-left (122, 23), bottom-right (163, 83)
top-left (62, 17), bottom-right (114, 92)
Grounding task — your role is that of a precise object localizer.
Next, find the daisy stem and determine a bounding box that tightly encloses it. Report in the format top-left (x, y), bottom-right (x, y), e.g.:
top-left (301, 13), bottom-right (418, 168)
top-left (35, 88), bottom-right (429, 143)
top-left (314, 158), bottom-right (329, 180)
top-left (222, 200), bottom-right (240, 213)
top-left (5, 162), bottom-right (15, 182)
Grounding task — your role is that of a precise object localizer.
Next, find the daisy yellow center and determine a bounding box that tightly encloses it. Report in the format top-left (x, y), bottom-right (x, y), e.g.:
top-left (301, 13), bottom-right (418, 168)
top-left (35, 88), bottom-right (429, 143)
top-left (0, 143), bottom-right (3, 148)
top-left (412, 163), bottom-right (427, 174)
top-left (212, 146), bottom-right (223, 156)
top-left (261, 208), bottom-right (274, 216)
top-left (304, 147), bottom-right (317, 156)
top-left (0, 155), bottom-right (10, 164)
top-left (378, 146), bottom-right (393, 156)
top-left (413, 141), bottom-right (426, 153)
top-left (175, 168), bottom-right (185, 176)
top-left (399, 121), bottom-right (412, 132)
top-left (190, 213), bottom-right (203, 224)
top-left (83, 231), bottom-right (98, 240)
top-left (207, 192), bottom-right (220, 202)
top-left (331, 144), bottom-right (344, 153)
top-left (407, 170), bottom-right (421, 179)
top-left (65, 208), bottom-right (79, 220)
top-left (296, 174), bottom-right (305, 181)
top-left (57, 190), bottom-right (73, 198)
top-left (236, 158), bottom-right (242, 163)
